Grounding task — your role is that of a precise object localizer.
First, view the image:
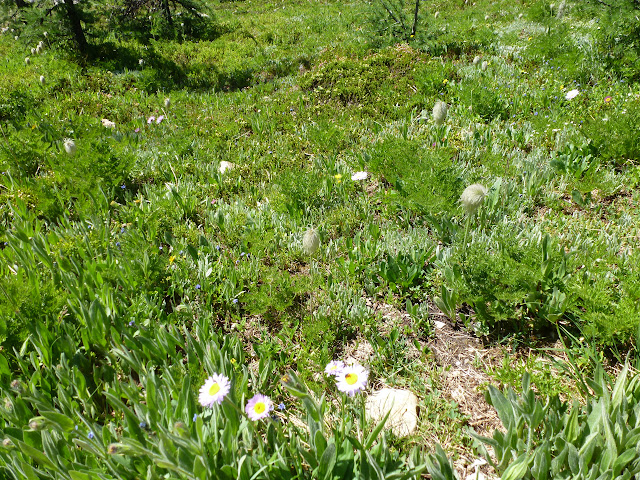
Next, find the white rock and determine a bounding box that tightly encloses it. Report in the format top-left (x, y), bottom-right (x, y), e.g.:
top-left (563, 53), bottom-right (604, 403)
top-left (365, 388), bottom-right (418, 437)
top-left (219, 161), bottom-right (234, 174)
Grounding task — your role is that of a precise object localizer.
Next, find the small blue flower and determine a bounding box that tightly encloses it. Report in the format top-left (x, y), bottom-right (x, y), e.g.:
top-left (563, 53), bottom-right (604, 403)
top-left (129, 320), bottom-right (135, 327)
top-left (233, 298), bottom-right (238, 304)
top-left (88, 432), bottom-right (95, 439)
top-left (116, 242), bottom-right (121, 247)
top-left (278, 403), bottom-right (285, 410)
top-left (195, 284), bottom-right (201, 290)
top-left (120, 227), bottom-right (125, 233)
top-left (121, 185), bottom-right (126, 189)
top-left (139, 421), bottom-right (147, 429)
top-left (192, 414), bottom-right (198, 422)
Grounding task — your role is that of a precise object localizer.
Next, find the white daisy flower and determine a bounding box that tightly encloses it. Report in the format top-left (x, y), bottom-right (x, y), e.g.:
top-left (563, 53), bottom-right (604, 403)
top-left (565, 89), bottom-right (580, 100)
top-left (198, 373), bottom-right (231, 407)
top-left (335, 363), bottom-right (368, 396)
top-left (351, 171), bottom-right (368, 181)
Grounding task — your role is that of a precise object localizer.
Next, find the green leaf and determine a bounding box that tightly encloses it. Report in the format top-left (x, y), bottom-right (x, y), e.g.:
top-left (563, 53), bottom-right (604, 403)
top-left (531, 441), bottom-right (550, 480)
top-left (318, 442), bottom-right (337, 480)
top-left (40, 410), bottom-right (76, 432)
top-left (501, 453), bottom-right (530, 480)
top-left (613, 448), bottom-right (637, 476)
top-left (563, 403), bottom-right (580, 443)
top-left (14, 437), bottom-right (57, 470)
top-left (365, 408), bottom-right (391, 450)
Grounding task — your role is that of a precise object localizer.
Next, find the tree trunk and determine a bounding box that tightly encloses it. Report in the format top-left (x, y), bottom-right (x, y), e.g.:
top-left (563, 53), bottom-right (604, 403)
top-left (411, 0), bottom-right (420, 37)
top-left (63, 0), bottom-right (88, 55)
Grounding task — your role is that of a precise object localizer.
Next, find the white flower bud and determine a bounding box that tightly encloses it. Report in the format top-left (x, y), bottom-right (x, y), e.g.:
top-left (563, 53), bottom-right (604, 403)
top-left (472, 55), bottom-right (481, 65)
top-left (432, 101), bottom-right (448, 125)
top-left (39, 75), bottom-right (45, 85)
top-left (481, 61), bottom-right (488, 71)
top-left (302, 228), bottom-right (320, 255)
top-left (460, 184), bottom-right (488, 215)
top-left (63, 138), bottom-right (76, 156)
top-left (24, 57), bottom-right (30, 65)
top-left (164, 98), bottom-right (171, 108)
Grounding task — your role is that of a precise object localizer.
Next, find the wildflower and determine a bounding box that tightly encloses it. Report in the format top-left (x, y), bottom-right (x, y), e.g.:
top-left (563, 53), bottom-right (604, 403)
top-left (351, 171), bottom-right (368, 181)
top-left (134, 127), bottom-right (140, 133)
top-left (198, 374), bottom-right (231, 407)
top-left (195, 284), bottom-right (201, 290)
top-left (432, 101), bottom-right (448, 125)
top-left (43, 32), bottom-right (48, 38)
top-left (164, 98), bottom-right (171, 108)
top-left (459, 183), bottom-right (488, 215)
top-left (10, 380), bottom-right (24, 394)
top-left (604, 96), bottom-right (612, 103)
top-left (334, 173), bottom-right (342, 183)
top-left (219, 161), bottom-right (234, 174)
top-left (325, 360), bottom-right (345, 376)
top-left (39, 75), bottom-right (45, 85)
top-left (31, 47), bottom-right (36, 55)
top-left (156, 115), bottom-right (164, 124)
top-left (434, 11), bottom-right (440, 18)
top-left (565, 89), bottom-right (579, 100)
top-left (335, 364), bottom-right (368, 396)
top-left (245, 394), bottom-right (273, 421)
top-left (107, 443), bottom-right (123, 454)
top-left (101, 119), bottom-right (116, 129)
top-left (139, 58), bottom-right (145, 66)
top-left (2, 438), bottom-right (13, 449)
top-left (278, 403), bottom-right (286, 410)
top-left (192, 413), bottom-right (198, 422)
top-left (88, 431), bottom-right (95, 440)
top-left (302, 228), bottom-right (320, 255)
top-left (24, 57), bottom-right (30, 65)
top-left (481, 61), bottom-right (488, 71)
top-left (139, 421), bottom-right (146, 428)
top-left (147, 116), bottom-right (155, 124)
top-left (169, 255), bottom-right (175, 263)
top-left (63, 138), bottom-right (76, 156)
top-left (472, 55), bottom-right (480, 65)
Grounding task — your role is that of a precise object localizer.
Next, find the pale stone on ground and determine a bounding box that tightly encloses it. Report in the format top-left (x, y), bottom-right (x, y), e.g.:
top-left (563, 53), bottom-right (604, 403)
top-left (365, 388), bottom-right (418, 437)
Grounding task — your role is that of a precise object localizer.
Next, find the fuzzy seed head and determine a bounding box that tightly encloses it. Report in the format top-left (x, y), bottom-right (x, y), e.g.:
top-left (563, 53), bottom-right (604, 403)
top-left (481, 61), bottom-right (488, 71)
top-left (302, 228), bottom-right (320, 255)
top-left (63, 138), bottom-right (76, 156)
top-left (432, 101), bottom-right (448, 125)
top-left (472, 55), bottom-right (481, 65)
top-left (460, 184), bottom-right (488, 215)
top-left (164, 97), bottom-right (171, 108)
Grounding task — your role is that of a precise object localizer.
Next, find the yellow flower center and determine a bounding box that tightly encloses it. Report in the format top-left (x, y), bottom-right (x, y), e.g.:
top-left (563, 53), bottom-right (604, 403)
top-left (345, 373), bottom-right (358, 385)
top-left (254, 402), bottom-right (266, 414)
top-left (209, 383), bottom-right (220, 396)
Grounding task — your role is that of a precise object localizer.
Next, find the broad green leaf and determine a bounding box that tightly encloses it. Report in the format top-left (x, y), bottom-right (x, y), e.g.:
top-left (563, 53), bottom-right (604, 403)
top-left (318, 442), bottom-right (337, 480)
top-left (613, 448), bottom-right (637, 476)
top-left (501, 453), bottom-right (530, 480)
top-left (40, 410), bottom-right (76, 432)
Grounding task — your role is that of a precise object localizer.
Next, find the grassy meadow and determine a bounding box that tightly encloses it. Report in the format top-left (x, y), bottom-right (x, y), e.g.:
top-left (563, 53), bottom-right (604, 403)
top-left (1, 0), bottom-right (640, 478)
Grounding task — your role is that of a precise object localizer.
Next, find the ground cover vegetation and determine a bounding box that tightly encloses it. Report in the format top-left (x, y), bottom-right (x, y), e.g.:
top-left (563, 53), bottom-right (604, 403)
top-left (1, 0), bottom-right (640, 477)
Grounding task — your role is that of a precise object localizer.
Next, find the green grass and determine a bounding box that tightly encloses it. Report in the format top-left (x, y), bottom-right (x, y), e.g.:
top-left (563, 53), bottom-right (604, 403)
top-left (2, 0), bottom-right (640, 477)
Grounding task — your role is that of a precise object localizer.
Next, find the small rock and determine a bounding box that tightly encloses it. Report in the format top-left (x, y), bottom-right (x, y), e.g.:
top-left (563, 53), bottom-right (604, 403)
top-left (365, 388), bottom-right (418, 437)
top-left (434, 320), bottom-right (446, 329)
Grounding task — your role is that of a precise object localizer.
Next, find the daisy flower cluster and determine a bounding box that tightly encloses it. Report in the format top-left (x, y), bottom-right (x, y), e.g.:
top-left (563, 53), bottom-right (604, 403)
top-left (197, 360), bottom-right (368, 425)
top-left (324, 360), bottom-right (368, 396)
top-left (197, 373), bottom-right (274, 421)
